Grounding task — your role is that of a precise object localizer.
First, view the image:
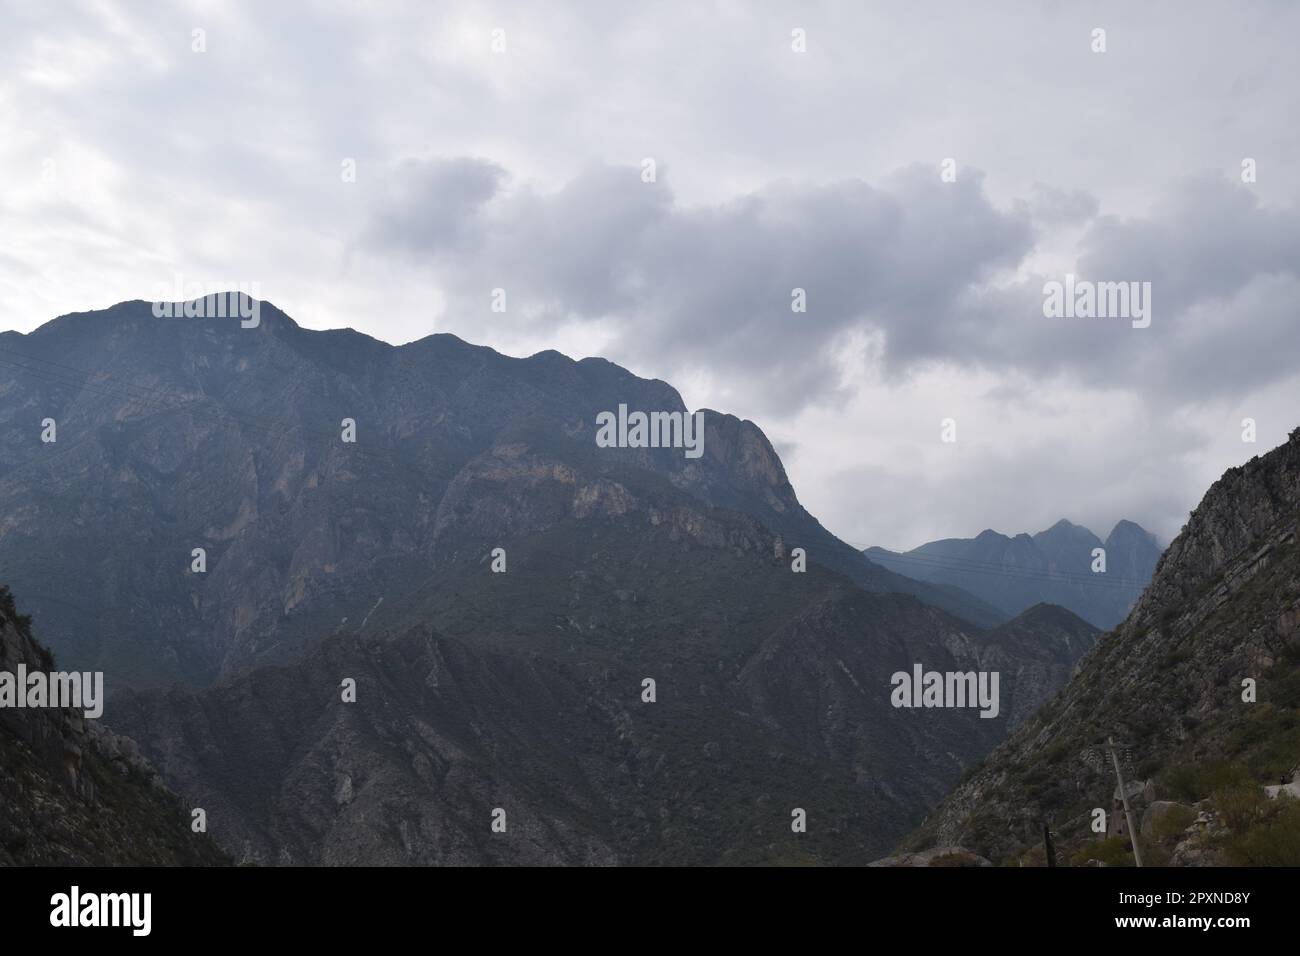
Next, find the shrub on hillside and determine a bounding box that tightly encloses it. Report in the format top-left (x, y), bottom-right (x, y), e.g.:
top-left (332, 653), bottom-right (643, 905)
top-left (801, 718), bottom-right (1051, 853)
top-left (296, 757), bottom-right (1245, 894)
top-left (1151, 804), bottom-right (1197, 844)
top-left (1222, 795), bottom-right (1300, 865)
top-left (1069, 836), bottom-right (1133, 867)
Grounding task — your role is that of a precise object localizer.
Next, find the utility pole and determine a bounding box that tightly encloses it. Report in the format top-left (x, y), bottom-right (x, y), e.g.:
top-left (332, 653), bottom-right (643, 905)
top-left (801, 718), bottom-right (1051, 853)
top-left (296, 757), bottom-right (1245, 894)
top-left (1108, 735), bottom-right (1143, 868)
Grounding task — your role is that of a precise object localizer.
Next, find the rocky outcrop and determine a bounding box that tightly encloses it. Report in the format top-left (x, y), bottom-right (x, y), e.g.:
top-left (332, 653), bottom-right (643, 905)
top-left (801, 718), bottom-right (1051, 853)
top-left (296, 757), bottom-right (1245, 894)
top-left (905, 429), bottom-right (1300, 865)
top-left (868, 846), bottom-right (992, 867)
top-left (0, 586), bottom-right (226, 865)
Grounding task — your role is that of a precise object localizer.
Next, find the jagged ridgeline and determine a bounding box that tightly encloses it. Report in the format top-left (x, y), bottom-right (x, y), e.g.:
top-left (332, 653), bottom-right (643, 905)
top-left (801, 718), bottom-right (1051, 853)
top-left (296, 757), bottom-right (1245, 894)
top-left (866, 518), bottom-right (1162, 631)
top-left (0, 300), bottom-right (1099, 864)
top-left (0, 586), bottom-right (226, 865)
top-left (0, 298), bottom-right (1006, 692)
top-left (908, 429), bottom-right (1300, 866)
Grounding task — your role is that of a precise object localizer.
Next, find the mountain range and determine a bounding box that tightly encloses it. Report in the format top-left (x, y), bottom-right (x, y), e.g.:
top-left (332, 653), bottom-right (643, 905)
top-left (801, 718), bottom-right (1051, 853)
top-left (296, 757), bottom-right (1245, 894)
top-left (0, 298), bottom-right (1010, 692)
top-left (0, 298), bottom-right (1100, 863)
top-left (905, 429), bottom-right (1300, 866)
top-left (866, 519), bottom-right (1162, 630)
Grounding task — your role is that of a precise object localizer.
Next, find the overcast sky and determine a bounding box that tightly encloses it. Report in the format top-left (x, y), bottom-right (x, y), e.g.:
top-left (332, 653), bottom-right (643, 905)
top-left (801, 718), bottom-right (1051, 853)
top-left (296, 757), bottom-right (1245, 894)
top-left (2, 1), bottom-right (1298, 550)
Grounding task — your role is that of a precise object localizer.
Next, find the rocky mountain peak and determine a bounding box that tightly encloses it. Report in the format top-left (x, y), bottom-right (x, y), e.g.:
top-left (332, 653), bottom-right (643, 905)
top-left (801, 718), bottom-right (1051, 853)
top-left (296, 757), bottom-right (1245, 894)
top-left (907, 429), bottom-right (1300, 866)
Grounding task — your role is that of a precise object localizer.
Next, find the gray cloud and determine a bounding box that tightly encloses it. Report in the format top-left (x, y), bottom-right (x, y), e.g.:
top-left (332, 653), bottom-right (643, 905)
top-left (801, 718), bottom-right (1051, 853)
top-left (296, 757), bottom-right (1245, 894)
top-left (1018, 183), bottom-right (1101, 228)
top-left (364, 158), bottom-right (1300, 413)
top-left (3, 0), bottom-right (1298, 549)
top-left (951, 175), bottom-right (1300, 405)
top-left (363, 157), bottom-right (505, 255)
top-left (363, 159), bottom-right (1036, 409)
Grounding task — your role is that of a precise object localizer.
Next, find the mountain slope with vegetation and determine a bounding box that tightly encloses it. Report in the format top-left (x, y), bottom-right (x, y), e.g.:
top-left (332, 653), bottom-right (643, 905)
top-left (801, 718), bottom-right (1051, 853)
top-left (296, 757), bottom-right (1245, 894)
top-left (108, 510), bottom-right (1097, 864)
top-left (0, 299), bottom-right (1001, 692)
top-left (906, 429), bottom-right (1300, 866)
top-left (0, 299), bottom-right (1103, 863)
top-left (0, 586), bottom-right (226, 865)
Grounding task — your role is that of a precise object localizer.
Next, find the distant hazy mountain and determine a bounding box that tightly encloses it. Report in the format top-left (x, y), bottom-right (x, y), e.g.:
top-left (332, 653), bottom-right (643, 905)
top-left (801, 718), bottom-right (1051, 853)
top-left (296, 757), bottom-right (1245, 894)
top-left (908, 429), bottom-right (1300, 866)
top-left (865, 519), bottom-right (1161, 630)
top-left (0, 298), bottom-right (1089, 863)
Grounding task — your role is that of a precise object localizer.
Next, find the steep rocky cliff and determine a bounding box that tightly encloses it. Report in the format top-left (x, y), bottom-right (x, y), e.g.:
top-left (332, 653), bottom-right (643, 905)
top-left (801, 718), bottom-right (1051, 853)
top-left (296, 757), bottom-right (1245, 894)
top-left (907, 429), bottom-right (1300, 865)
top-left (1, 299), bottom-right (1095, 863)
top-left (0, 586), bottom-right (225, 865)
top-left (0, 299), bottom-right (999, 691)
